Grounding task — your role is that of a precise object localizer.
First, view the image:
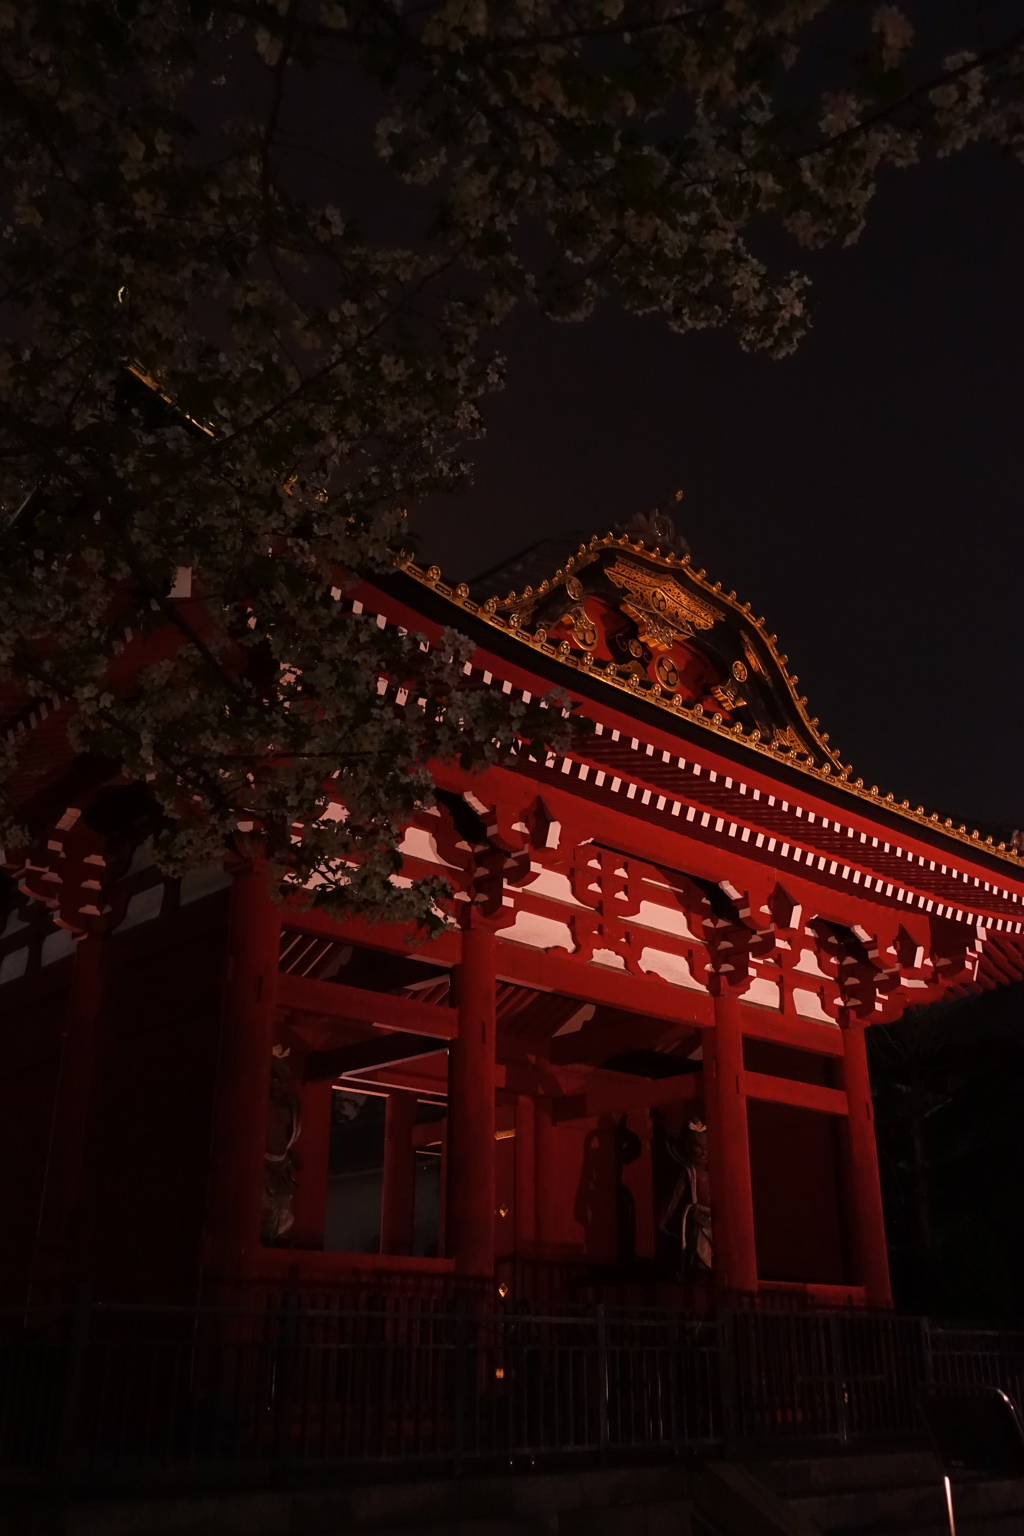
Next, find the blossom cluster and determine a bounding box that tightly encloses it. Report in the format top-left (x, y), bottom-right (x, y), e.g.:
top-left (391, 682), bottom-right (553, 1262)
top-left (0, 0), bottom-right (1020, 925)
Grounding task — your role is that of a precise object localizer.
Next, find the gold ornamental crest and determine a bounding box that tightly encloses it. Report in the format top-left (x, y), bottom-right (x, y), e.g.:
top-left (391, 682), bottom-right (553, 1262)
top-left (606, 559), bottom-right (721, 651)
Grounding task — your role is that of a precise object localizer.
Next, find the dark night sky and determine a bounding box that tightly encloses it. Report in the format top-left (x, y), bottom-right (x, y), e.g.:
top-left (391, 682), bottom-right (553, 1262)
top-left (410, 146), bottom-right (1024, 832)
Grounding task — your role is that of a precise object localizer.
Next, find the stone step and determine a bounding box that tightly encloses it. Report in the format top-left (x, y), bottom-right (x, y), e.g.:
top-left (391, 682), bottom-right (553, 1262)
top-left (957, 1516), bottom-right (1024, 1535)
top-left (950, 1477), bottom-right (1024, 1520)
top-left (753, 1453), bottom-right (941, 1498)
top-left (35, 1465), bottom-right (696, 1536)
top-left (789, 1485), bottom-right (942, 1530)
top-left (354, 1508), bottom-right (693, 1536)
top-left (836, 1515), bottom-right (1024, 1536)
top-left (295, 1464), bottom-right (693, 1531)
top-left (783, 1470), bottom-right (1024, 1535)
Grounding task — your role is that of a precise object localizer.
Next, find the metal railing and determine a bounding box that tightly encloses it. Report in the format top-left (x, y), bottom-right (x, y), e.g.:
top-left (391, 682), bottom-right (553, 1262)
top-left (1, 1299), bottom-right (1022, 1483)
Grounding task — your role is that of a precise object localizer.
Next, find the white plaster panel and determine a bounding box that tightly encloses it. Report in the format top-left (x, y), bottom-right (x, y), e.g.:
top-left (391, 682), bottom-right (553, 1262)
top-left (553, 1004), bottom-right (596, 1036)
top-left (126, 839), bottom-right (155, 876)
top-left (590, 947), bottom-right (627, 970)
top-left (0, 948), bottom-right (28, 985)
top-left (794, 947), bottom-right (830, 978)
top-left (792, 986), bottom-right (836, 1024)
top-left (741, 976), bottom-right (781, 1008)
top-left (494, 910), bottom-right (575, 953)
top-left (118, 885), bottom-right (165, 931)
top-left (521, 866), bottom-right (588, 906)
top-left (42, 928), bottom-right (76, 966)
top-left (398, 826), bottom-right (458, 869)
top-left (639, 947), bottom-right (707, 992)
top-left (627, 901), bottom-right (697, 939)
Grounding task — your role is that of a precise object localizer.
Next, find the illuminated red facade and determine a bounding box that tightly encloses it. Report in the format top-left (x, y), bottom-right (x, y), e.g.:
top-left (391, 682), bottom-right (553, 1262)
top-left (5, 516), bottom-right (1024, 1312)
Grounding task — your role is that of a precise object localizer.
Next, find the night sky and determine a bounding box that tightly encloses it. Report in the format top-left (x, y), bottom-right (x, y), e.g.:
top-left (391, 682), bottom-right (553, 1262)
top-left (410, 145), bottom-right (1024, 833)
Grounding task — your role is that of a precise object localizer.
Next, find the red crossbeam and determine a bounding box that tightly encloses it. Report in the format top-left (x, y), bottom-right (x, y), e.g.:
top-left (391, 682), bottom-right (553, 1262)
top-left (276, 973), bottom-right (456, 1039)
top-left (743, 1070), bottom-right (848, 1117)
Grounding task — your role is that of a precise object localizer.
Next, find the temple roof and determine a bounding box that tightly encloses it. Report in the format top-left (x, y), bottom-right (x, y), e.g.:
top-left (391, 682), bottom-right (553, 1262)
top-left (399, 508), bottom-right (1023, 870)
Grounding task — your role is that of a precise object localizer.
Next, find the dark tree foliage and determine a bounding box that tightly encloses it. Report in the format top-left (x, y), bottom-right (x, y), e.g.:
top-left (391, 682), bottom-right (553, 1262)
top-left (2, 0), bottom-right (1023, 922)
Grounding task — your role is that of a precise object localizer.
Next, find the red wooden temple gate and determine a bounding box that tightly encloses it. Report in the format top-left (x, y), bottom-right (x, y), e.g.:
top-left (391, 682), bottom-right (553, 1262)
top-left (4, 514), bottom-right (1024, 1313)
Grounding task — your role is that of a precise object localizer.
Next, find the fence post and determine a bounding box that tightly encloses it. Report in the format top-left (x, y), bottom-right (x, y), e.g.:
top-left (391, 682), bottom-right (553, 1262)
top-left (272, 1290), bottom-right (300, 1464)
top-left (453, 1296), bottom-right (467, 1476)
top-left (922, 1317), bottom-right (935, 1388)
top-left (829, 1313), bottom-right (850, 1446)
top-left (597, 1304), bottom-right (609, 1462)
top-left (56, 1289), bottom-right (92, 1474)
top-left (717, 1310), bottom-right (738, 1451)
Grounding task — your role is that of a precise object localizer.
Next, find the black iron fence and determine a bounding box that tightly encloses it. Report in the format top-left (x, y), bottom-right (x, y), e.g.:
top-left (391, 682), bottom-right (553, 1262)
top-left (1, 1299), bottom-right (1023, 1483)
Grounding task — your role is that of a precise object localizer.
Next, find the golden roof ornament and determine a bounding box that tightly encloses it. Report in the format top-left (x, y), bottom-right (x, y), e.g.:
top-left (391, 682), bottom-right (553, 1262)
top-left (614, 491), bottom-right (691, 558)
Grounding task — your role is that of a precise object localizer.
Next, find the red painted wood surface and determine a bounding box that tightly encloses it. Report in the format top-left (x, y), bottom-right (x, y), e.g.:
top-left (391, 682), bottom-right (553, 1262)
top-left (445, 922), bottom-right (497, 1276)
top-left (705, 992), bottom-right (758, 1295)
top-left (743, 1071), bottom-right (849, 1117)
top-left (277, 972), bottom-right (456, 1038)
top-left (30, 933), bottom-right (107, 1303)
top-left (380, 1091), bottom-right (417, 1256)
top-left (842, 1023), bottom-right (894, 1309)
top-left (202, 863), bottom-right (281, 1293)
top-left (291, 1079), bottom-right (332, 1250)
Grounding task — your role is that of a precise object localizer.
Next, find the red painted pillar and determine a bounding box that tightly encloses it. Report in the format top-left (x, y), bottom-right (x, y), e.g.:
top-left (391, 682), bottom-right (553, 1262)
top-left (842, 1023), bottom-right (893, 1308)
top-left (380, 1090), bottom-right (417, 1256)
top-left (438, 1119), bottom-right (448, 1256)
top-left (534, 1103), bottom-right (561, 1251)
top-left (31, 931), bottom-right (107, 1302)
top-left (202, 861), bottom-right (280, 1293)
top-left (291, 1079), bottom-right (333, 1249)
top-left (515, 1095), bottom-right (536, 1251)
top-left (704, 993), bottom-right (758, 1296)
top-left (445, 920), bottom-right (496, 1276)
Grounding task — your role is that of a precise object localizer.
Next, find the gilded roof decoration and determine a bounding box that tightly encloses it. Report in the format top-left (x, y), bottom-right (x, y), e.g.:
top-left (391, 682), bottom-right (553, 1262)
top-left (403, 515), bottom-right (1023, 866)
top-left (605, 558), bottom-right (722, 648)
